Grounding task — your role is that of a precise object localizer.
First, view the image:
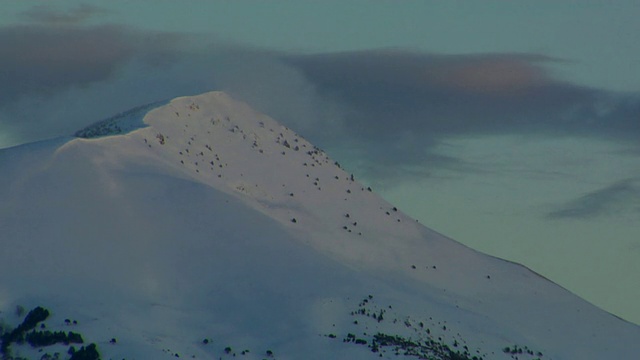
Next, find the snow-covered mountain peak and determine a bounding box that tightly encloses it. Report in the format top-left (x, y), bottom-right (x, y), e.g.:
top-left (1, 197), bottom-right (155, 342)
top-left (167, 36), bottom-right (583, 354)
top-left (73, 91), bottom-right (432, 275)
top-left (1, 91), bottom-right (639, 360)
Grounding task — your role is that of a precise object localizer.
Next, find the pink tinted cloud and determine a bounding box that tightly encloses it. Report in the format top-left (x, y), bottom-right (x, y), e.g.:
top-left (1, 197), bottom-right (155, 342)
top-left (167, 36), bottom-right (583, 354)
top-left (425, 55), bottom-right (557, 95)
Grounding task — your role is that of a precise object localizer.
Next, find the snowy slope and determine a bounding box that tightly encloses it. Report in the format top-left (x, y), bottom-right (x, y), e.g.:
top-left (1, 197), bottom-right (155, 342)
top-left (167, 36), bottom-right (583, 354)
top-left (0, 91), bottom-right (638, 360)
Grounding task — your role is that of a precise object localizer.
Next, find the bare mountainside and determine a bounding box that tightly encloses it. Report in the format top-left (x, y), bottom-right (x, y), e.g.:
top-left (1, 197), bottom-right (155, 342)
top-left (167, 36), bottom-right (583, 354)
top-left (0, 91), bottom-right (638, 360)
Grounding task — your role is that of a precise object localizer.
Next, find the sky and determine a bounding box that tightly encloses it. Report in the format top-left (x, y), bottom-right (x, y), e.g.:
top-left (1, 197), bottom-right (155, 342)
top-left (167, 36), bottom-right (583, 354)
top-left (0, 1), bottom-right (639, 324)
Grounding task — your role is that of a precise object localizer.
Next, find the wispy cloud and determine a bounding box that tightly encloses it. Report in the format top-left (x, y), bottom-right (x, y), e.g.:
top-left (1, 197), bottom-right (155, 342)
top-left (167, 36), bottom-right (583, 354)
top-left (547, 178), bottom-right (640, 219)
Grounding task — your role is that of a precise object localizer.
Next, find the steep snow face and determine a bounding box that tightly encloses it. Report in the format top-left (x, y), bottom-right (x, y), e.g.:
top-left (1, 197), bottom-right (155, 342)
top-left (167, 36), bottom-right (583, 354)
top-left (1, 91), bottom-right (639, 360)
top-left (141, 93), bottom-right (429, 268)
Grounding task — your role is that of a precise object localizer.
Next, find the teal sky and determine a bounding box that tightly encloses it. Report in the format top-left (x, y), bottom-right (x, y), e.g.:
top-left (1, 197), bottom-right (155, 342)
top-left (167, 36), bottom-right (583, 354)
top-left (1, 1), bottom-right (639, 324)
top-left (2, 1), bottom-right (640, 92)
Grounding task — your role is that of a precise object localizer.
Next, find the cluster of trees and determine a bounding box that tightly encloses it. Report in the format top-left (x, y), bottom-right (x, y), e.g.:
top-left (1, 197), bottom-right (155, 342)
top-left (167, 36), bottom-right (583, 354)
top-left (371, 333), bottom-right (478, 360)
top-left (69, 344), bottom-right (100, 360)
top-left (1, 306), bottom-right (50, 356)
top-left (25, 330), bottom-right (83, 347)
top-left (0, 306), bottom-right (101, 360)
top-left (502, 345), bottom-right (543, 358)
top-left (15, 307), bottom-right (49, 334)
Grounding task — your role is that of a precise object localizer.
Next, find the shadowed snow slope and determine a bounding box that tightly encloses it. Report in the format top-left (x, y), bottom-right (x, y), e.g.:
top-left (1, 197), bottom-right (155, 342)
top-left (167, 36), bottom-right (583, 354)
top-left (0, 91), bottom-right (638, 360)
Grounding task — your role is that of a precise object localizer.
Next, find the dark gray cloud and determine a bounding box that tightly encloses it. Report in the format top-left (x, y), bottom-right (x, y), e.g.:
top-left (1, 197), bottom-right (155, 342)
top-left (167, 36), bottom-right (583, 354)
top-left (281, 50), bottom-right (640, 183)
top-left (0, 23), bottom-right (204, 145)
top-left (547, 178), bottom-right (640, 220)
top-left (0, 23), bottom-right (280, 146)
top-left (285, 50), bottom-right (640, 140)
top-left (20, 4), bottom-right (111, 25)
top-left (0, 25), bottom-right (135, 103)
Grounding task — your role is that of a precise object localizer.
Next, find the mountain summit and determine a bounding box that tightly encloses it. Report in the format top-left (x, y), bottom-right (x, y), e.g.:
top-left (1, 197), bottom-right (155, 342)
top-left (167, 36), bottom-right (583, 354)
top-left (1, 91), bottom-right (638, 360)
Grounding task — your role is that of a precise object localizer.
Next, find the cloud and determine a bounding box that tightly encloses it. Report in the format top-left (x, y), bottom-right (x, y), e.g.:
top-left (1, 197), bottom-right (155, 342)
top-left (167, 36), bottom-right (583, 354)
top-left (280, 50), bottom-right (640, 181)
top-left (285, 50), bottom-right (627, 138)
top-left (547, 178), bottom-right (640, 219)
top-left (20, 4), bottom-right (111, 25)
top-left (1, 22), bottom-right (638, 189)
top-left (0, 22), bottom-right (331, 149)
top-left (432, 55), bottom-right (552, 94)
top-left (0, 25), bottom-right (135, 103)
top-left (0, 23), bottom-right (201, 146)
